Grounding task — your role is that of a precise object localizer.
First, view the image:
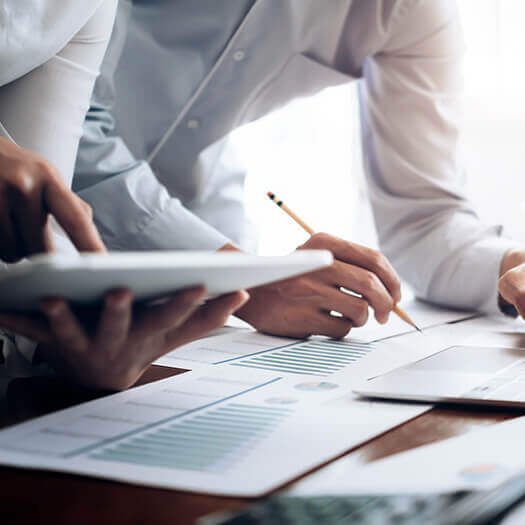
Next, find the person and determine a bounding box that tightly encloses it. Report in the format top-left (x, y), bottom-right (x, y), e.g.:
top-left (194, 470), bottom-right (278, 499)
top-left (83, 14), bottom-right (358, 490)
top-left (0, 0), bottom-right (248, 391)
top-left (72, 0), bottom-right (525, 338)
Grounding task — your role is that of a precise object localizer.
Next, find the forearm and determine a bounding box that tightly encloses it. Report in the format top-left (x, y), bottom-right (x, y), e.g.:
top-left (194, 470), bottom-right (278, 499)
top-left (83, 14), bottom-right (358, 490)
top-left (382, 209), bottom-right (521, 313)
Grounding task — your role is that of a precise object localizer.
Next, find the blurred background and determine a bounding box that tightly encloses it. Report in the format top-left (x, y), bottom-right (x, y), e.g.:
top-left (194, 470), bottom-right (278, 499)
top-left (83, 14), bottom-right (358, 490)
top-left (230, 0), bottom-right (525, 255)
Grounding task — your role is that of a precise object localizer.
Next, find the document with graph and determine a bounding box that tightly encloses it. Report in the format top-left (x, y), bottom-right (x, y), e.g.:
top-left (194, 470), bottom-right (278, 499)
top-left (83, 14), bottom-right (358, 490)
top-left (154, 331), bottom-right (378, 377)
top-left (155, 299), bottom-right (475, 373)
top-left (0, 366), bottom-right (427, 496)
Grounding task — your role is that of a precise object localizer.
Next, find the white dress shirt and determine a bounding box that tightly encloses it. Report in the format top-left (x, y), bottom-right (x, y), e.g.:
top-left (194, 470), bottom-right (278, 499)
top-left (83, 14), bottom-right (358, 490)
top-left (0, 0), bottom-right (117, 380)
top-left (75, 0), bottom-right (521, 316)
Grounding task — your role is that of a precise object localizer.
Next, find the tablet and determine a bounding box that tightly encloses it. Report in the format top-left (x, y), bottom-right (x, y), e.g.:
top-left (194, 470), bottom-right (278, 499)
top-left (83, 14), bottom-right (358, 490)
top-left (354, 345), bottom-right (525, 408)
top-left (0, 250), bottom-right (332, 311)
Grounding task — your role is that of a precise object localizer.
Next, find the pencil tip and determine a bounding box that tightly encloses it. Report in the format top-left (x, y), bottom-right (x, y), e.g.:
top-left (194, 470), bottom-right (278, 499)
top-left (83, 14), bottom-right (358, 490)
top-left (416, 326), bottom-right (423, 333)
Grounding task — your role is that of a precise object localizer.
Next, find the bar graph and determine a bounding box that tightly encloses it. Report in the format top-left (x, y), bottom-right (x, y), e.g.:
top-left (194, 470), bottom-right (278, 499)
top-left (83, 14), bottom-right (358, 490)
top-left (90, 403), bottom-right (291, 473)
top-left (230, 340), bottom-right (374, 376)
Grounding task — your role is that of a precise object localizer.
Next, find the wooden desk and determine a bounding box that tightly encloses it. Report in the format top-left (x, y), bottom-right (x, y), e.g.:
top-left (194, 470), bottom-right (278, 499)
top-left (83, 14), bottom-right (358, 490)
top-left (0, 365), bottom-right (521, 525)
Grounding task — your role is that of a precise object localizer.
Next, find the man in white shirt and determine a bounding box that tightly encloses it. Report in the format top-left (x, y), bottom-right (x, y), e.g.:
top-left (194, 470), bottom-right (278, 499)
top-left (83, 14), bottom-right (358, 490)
top-left (74, 0), bottom-right (525, 337)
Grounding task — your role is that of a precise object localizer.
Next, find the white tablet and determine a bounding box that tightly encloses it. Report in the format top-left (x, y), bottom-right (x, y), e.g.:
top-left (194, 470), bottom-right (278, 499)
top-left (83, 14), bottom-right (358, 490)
top-left (354, 345), bottom-right (525, 408)
top-left (0, 250), bottom-right (332, 311)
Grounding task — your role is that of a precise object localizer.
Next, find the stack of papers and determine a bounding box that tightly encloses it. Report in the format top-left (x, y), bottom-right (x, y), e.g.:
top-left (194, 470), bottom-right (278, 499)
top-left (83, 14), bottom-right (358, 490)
top-left (0, 298), bottom-right (481, 496)
top-left (293, 416), bottom-right (525, 496)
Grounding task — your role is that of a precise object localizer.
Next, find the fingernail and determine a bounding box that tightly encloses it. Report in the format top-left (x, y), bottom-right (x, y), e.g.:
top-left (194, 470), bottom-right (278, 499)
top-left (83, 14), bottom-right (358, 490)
top-left (238, 290), bottom-right (250, 304)
top-left (111, 291), bottom-right (132, 309)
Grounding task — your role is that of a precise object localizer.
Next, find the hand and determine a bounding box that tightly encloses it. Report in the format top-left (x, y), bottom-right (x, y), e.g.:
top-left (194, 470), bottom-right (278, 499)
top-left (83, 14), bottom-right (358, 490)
top-left (0, 137), bottom-right (105, 262)
top-left (0, 287), bottom-right (248, 391)
top-left (230, 233), bottom-right (402, 339)
top-left (498, 249), bottom-right (525, 317)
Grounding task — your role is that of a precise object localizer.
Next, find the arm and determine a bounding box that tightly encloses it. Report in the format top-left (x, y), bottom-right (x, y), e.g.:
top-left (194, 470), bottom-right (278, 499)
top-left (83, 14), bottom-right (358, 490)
top-left (73, 2), bottom-right (230, 252)
top-left (357, 0), bottom-right (521, 314)
top-left (0, 0), bottom-right (118, 374)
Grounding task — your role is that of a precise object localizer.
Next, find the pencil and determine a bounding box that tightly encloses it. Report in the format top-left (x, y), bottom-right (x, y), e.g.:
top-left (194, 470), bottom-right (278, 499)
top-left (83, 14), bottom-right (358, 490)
top-left (266, 191), bottom-right (422, 332)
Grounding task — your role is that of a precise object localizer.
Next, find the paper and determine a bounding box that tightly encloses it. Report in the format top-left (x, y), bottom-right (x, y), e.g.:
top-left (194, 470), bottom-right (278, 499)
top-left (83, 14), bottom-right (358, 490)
top-left (155, 332), bottom-right (381, 379)
top-left (351, 298), bottom-right (476, 342)
top-left (0, 301), bottom-right (483, 496)
top-left (0, 366), bottom-right (428, 496)
top-left (155, 299), bottom-right (475, 372)
top-left (292, 415), bottom-right (525, 496)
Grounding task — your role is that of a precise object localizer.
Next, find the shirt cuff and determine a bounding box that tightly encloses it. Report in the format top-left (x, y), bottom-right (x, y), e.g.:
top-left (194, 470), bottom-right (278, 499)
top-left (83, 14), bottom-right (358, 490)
top-left (119, 197), bottom-right (231, 251)
top-left (80, 162), bottom-right (231, 251)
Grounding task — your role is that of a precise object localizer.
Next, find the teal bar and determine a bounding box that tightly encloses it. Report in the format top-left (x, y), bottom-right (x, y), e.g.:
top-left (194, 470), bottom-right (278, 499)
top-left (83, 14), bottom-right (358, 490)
top-left (227, 403), bottom-right (292, 414)
top-left (90, 452), bottom-right (223, 472)
top-left (113, 442), bottom-right (227, 461)
top-left (195, 411), bottom-right (285, 424)
top-left (139, 429), bottom-right (245, 446)
top-left (231, 363), bottom-right (326, 376)
top-left (130, 435), bottom-right (235, 451)
top-left (248, 356), bottom-right (339, 373)
top-left (274, 350), bottom-right (354, 365)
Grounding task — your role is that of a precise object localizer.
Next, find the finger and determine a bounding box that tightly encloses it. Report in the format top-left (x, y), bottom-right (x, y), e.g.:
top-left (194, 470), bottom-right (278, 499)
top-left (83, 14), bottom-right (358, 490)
top-left (0, 189), bottom-right (23, 262)
top-left (41, 299), bottom-right (90, 353)
top-left (323, 261), bottom-right (393, 324)
top-left (305, 233), bottom-right (402, 303)
top-left (43, 181), bottom-right (106, 253)
top-left (132, 287), bottom-right (208, 338)
top-left (12, 186), bottom-right (48, 256)
top-left (0, 311), bottom-right (53, 344)
top-left (316, 286), bottom-right (369, 327)
top-left (308, 311), bottom-right (353, 339)
top-left (94, 289), bottom-right (133, 357)
top-left (163, 291), bottom-right (249, 352)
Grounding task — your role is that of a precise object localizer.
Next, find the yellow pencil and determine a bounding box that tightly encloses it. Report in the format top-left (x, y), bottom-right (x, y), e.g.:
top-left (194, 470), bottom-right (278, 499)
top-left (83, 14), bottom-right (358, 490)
top-left (267, 191), bottom-right (422, 332)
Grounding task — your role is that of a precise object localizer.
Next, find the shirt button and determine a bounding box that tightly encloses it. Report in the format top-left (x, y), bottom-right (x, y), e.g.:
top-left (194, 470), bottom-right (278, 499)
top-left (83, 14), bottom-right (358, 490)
top-left (187, 119), bottom-right (200, 129)
top-left (233, 49), bottom-right (246, 62)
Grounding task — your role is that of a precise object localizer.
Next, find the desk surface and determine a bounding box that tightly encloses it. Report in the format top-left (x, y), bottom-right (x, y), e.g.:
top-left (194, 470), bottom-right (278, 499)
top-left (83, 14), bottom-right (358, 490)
top-left (0, 365), bottom-right (521, 525)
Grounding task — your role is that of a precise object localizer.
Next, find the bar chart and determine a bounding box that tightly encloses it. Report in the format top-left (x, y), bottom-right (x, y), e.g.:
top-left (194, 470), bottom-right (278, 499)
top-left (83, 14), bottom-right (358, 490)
top-left (230, 340), bottom-right (374, 376)
top-left (90, 403), bottom-right (292, 473)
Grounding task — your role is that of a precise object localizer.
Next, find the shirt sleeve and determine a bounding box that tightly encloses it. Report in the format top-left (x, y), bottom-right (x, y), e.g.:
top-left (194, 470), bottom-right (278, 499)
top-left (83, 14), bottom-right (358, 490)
top-left (357, 0), bottom-right (521, 314)
top-left (73, 2), bottom-right (230, 252)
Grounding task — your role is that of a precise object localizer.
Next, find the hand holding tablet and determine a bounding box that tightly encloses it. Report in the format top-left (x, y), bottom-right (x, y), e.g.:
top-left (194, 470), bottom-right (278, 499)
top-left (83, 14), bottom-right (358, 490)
top-left (0, 250), bottom-right (332, 389)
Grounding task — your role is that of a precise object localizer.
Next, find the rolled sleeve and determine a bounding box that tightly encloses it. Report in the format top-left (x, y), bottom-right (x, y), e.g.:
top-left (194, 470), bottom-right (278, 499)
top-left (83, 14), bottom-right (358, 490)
top-left (78, 161), bottom-right (230, 251)
top-left (358, 0), bottom-right (522, 313)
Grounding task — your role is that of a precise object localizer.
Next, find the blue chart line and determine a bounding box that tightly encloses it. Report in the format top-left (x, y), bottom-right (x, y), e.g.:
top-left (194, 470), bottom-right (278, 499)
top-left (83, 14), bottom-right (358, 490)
top-left (230, 340), bottom-right (375, 376)
top-left (90, 403), bottom-right (292, 473)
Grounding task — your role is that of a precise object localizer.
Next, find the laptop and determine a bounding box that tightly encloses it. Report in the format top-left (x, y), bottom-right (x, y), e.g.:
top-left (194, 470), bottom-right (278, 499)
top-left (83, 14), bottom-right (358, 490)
top-left (354, 345), bottom-right (525, 408)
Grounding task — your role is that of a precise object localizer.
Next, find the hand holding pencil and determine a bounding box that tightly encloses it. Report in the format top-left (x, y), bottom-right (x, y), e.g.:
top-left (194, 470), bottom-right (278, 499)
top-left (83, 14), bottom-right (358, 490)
top-left (262, 192), bottom-right (420, 333)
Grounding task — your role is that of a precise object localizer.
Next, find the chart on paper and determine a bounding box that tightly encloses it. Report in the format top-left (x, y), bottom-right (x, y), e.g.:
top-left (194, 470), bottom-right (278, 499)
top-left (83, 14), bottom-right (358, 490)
top-left (155, 331), bottom-right (376, 377)
top-left (90, 402), bottom-right (292, 473)
top-left (0, 366), bottom-right (429, 496)
top-left (230, 339), bottom-right (374, 376)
